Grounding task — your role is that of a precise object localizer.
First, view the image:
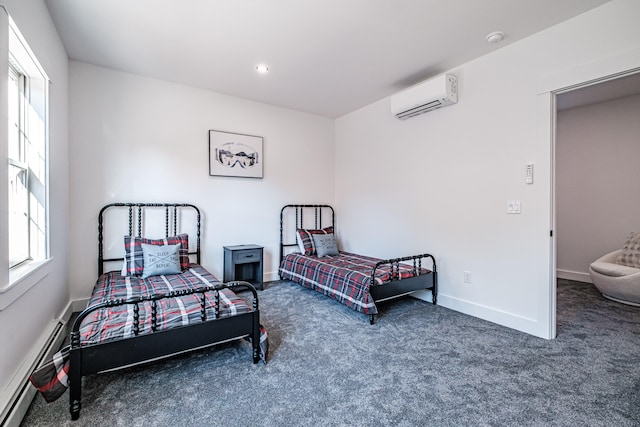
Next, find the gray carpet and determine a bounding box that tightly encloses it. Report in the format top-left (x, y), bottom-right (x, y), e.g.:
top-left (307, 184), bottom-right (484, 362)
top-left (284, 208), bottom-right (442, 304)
top-left (21, 279), bottom-right (640, 426)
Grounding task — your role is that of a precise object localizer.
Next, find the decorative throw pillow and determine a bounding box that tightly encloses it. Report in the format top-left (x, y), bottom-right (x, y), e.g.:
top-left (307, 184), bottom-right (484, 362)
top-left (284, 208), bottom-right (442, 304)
top-left (616, 231), bottom-right (640, 268)
top-left (296, 227), bottom-right (334, 256)
top-left (123, 233), bottom-right (189, 276)
top-left (312, 233), bottom-right (339, 257)
top-left (141, 243), bottom-right (181, 279)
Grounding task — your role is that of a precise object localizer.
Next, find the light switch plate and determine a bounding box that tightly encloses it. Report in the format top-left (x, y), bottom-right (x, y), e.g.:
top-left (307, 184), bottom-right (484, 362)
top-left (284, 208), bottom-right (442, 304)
top-left (507, 201), bottom-right (521, 214)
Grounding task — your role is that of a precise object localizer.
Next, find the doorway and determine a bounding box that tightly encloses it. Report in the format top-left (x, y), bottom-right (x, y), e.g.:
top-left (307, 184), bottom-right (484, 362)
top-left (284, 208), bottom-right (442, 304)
top-left (555, 73), bottom-right (640, 284)
top-left (538, 59), bottom-right (640, 338)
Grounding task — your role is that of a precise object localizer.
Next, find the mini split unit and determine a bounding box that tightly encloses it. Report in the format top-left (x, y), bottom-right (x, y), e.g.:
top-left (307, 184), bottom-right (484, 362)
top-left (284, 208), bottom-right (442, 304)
top-left (390, 73), bottom-right (458, 120)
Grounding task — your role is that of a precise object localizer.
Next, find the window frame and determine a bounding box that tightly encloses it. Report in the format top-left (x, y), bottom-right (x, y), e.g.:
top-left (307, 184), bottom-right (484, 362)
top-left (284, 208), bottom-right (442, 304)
top-left (1, 15), bottom-right (51, 305)
top-left (8, 62), bottom-right (32, 268)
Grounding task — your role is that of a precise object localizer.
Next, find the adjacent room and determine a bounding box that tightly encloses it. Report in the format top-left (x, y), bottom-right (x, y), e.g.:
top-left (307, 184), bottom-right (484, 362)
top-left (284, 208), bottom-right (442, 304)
top-left (556, 73), bottom-right (640, 303)
top-left (1, 0), bottom-right (639, 425)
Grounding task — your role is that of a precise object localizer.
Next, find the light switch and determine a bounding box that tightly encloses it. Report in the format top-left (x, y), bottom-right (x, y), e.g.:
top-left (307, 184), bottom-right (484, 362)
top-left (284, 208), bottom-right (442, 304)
top-left (507, 201), bottom-right (521, 214)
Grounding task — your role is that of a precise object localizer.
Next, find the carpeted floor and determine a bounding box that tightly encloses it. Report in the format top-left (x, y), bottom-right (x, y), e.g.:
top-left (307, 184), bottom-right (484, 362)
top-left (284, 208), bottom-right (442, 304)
top-left (21, 279), bottom-right (640, 426)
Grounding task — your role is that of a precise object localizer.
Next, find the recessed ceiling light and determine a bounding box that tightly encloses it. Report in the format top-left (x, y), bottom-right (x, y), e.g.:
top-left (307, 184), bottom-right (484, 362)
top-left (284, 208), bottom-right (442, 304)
top-left (486, 31), bottom-right (504, 44)
top-left (256, 64), bottom-right (269, 74)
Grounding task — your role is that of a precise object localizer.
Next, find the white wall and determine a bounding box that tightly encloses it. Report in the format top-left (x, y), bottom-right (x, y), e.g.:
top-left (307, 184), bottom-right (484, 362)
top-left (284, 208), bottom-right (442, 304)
top-left (68, 61), bottom-right (334, 300)
top-left (556, 93), bottom-right (640, 282)
top-left (0, 0), bottom-right (69, 412)
top-left (335, 0), bottom-right (640, 338)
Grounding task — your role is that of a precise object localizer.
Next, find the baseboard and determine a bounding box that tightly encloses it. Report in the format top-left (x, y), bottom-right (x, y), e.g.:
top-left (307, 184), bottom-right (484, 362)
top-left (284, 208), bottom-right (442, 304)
top-left (0, 317), bottom-right (68, 427)
top-left (414, 292), bottom-right (546, 339)
top-left (0, 299), bottom-right (75, 426)
top-left (264, 271), bottom-right (280, 283)
top-left (557, 269), bottom-right (592, 284)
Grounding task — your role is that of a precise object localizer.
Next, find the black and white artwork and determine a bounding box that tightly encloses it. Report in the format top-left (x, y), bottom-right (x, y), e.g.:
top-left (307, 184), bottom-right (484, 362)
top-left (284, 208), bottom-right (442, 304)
top-left (209, 130), bottom-right (263, 178)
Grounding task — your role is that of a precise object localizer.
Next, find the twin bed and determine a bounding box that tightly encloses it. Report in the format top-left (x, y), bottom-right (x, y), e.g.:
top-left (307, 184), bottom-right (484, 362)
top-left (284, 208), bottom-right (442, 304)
top-left (31, 203), bottom-right (266, 420)
top-left (278, 204), bottom-right (437, 324)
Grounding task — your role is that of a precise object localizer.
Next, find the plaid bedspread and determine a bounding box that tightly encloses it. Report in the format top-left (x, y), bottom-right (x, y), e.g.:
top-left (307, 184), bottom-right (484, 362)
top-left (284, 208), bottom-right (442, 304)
top-left (81, 265), bottom-right (253, 345)
top-left (279, 251), bottom-right (429, 315)
top-left (30, 265), bottom-right (268, 402)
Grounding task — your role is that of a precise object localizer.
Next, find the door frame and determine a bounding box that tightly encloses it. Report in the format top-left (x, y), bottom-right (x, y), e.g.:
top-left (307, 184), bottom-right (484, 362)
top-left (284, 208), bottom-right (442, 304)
top-left (538, 48), bottom-right (640, 339)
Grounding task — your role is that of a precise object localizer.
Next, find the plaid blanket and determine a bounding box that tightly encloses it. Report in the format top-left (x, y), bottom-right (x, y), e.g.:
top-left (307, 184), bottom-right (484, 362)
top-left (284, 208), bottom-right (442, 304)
top-left (81, 265), bottom-right (254, 345)
top-left (279, 251), bottom-right (429, 315)
top-left (30, 326), bottom-right (268, 403)
top-left (29, 346), bottom-right (70, 402)
top-left (30, 265), bottom-right (268, 402)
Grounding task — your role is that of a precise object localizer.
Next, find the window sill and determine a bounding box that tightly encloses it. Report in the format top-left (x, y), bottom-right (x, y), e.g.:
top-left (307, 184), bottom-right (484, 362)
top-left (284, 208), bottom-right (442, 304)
top-left (0, 258), bottom-right (52, 311)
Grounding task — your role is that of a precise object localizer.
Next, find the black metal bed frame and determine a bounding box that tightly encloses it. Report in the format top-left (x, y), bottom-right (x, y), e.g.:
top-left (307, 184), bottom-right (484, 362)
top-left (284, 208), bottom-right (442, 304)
top-left (69, 203), bottom-right (261, 420)
top-left (279, 204), bottom-right (437, 324)
top-left (97, 202), bottom-right (202, 275)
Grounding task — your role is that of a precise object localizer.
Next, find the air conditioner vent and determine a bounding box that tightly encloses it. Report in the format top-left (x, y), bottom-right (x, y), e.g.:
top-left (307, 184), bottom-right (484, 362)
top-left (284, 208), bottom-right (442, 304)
top-left (390, 74), bottom-right (458, 120)
top-left (396, 100), bottom-right (444, 119)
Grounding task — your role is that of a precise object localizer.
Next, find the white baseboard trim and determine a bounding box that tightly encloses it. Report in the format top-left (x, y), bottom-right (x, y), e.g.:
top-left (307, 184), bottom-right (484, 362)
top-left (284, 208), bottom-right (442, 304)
top-left (413, 291), bottom-right (547, 339)
top-left (557, 269), bottom-right (592, 284)
top-left (264, 271), bottom-right (280, 283)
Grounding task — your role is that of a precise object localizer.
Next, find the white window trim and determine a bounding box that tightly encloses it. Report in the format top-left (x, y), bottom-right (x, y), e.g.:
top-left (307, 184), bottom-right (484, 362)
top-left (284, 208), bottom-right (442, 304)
top-left (1, 15), bottom-right (52, 311)
top-left (0, 258), bottom-right (52, 311)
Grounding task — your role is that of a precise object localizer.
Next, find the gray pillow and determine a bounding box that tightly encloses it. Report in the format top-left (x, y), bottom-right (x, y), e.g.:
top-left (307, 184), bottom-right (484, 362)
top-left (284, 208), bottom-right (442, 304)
top-left (141, 243), bottom-right (182, 278)
top-left (312, 233), bottom-right (339, 257)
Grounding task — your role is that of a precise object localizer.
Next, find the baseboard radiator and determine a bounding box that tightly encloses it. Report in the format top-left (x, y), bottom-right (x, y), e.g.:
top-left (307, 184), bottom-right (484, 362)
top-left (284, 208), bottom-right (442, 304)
top-left (1, 319), bottom-right (67, 427)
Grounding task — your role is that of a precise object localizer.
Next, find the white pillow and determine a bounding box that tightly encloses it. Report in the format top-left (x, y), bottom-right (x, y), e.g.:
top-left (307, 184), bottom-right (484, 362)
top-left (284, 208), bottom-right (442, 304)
top-left (296, 232), bottom-right (305, 254)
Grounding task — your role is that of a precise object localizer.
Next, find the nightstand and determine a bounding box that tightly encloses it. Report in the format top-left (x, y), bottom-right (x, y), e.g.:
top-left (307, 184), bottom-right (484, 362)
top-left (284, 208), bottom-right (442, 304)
top-left (223, 245), bottom-right (264, 290)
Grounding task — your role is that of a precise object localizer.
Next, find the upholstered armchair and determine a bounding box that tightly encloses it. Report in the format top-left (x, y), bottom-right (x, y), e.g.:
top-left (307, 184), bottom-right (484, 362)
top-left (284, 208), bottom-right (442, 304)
top-left (589, 232), bottom-right (640, 306)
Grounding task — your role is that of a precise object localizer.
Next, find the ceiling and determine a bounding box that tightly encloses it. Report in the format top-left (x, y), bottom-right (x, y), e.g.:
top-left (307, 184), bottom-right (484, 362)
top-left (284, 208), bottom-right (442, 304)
top-left (44, 0), bottom-right (613, 118)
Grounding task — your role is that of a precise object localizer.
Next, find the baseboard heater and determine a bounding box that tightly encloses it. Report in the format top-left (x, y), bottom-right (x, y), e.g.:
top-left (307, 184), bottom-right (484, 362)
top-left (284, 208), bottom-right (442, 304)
top-left (1, 320), bottom-right (66, 427)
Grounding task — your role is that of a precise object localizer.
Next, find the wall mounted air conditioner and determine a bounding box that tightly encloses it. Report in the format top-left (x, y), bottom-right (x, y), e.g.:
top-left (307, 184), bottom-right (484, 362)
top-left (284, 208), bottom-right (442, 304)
top-left (390, 73), bottom-right (458, 120)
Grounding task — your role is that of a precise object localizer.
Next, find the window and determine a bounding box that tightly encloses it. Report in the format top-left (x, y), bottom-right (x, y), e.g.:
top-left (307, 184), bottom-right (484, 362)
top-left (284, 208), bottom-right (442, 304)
top-left (8, 19), bottom-right (49, 271)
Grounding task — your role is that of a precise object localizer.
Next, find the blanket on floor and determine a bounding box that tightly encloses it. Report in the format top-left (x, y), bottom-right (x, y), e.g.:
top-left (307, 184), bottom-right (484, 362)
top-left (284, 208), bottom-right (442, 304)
top-left (29, 325), bottom-right (268, 403)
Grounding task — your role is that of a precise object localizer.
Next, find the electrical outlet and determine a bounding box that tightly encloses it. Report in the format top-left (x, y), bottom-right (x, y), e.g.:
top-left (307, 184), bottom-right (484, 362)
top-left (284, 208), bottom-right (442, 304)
top-left (463, 271), bottom-right (472, 284)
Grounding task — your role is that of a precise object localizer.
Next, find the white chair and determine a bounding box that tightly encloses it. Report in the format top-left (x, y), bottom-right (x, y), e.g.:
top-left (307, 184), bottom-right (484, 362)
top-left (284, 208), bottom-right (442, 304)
top-left (589, 248), bottom-right (640, 306)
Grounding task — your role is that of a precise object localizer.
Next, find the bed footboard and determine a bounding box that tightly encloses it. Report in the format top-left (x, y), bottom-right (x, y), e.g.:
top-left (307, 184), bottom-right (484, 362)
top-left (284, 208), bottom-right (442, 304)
top-left (368, 254), bottom-right (437, 324)
top-left (69, 281), bottom-right (260, 420)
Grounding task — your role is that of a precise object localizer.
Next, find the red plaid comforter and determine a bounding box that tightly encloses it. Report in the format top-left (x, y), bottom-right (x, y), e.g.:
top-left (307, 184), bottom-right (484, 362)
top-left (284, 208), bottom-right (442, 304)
top-left (30, 265), bottom-right (268, 402)
top-left (80, 264), bottom-right (251, 345)
top-left (279, 251), bottom-right (429, 315)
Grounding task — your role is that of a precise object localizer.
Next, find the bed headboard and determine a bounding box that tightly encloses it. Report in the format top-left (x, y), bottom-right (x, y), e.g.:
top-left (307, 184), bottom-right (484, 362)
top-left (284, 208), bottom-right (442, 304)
top-left (98, 203), bottom-right (201, 275)
top-left (279, 204), bottom-right (334, 263)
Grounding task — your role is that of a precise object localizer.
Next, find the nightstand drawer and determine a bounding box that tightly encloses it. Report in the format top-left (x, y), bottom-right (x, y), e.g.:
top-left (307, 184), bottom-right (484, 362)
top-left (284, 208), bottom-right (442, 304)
top-left (233, 250), bottom-right (261, 263)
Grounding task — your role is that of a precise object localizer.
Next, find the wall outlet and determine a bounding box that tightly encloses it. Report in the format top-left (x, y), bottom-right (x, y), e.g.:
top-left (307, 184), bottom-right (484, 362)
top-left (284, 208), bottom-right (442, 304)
top-left (463, 271), bottom-right (472, 284)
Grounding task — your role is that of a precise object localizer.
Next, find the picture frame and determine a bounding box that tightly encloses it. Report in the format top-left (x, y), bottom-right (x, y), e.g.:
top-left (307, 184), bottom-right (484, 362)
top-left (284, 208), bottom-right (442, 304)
top-left (209, 130), bottom-right (263, 178)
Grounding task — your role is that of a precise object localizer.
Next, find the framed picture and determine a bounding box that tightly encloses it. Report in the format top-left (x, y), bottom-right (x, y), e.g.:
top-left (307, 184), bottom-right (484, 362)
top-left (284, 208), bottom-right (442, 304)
top-left (209, 130), bottom-right (264, 178)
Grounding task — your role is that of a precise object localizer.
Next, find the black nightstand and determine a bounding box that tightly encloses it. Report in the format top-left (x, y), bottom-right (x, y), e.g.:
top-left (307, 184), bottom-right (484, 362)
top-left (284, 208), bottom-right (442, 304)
top-left (223, 245), bottom-right (264, 290)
